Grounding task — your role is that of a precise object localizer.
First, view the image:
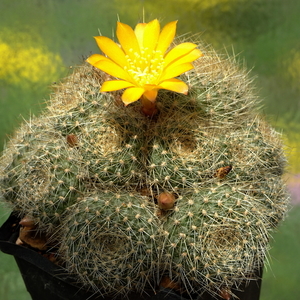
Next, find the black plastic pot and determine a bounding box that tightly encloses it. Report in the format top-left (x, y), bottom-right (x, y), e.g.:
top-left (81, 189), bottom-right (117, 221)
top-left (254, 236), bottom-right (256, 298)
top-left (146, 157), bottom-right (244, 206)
top-left (0, 213), bottom-right (262, 300)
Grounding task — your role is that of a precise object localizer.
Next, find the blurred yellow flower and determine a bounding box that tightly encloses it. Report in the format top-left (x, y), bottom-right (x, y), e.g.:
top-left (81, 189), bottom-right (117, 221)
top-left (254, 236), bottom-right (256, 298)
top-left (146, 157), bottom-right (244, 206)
top-left (0, 30), bottom-right (63, 86)
top-left (87, 19), bottom-right (202, 106)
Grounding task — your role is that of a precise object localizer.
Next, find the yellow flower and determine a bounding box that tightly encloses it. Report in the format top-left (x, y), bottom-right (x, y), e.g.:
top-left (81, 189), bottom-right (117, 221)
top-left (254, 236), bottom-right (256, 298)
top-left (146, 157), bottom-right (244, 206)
top-left (87, 19), bottom-right (202, 106)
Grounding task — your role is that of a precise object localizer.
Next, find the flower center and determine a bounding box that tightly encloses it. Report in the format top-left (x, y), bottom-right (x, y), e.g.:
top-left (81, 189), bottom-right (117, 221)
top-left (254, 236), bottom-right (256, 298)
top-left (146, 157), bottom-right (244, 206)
top-left (124, 48), bottom-right (165, 86)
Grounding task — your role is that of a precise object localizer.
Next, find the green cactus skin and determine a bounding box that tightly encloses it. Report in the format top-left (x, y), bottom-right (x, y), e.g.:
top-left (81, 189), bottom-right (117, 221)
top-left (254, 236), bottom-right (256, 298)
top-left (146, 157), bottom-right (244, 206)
top-left (0, 44), bottom-right (289, 298)
top-left (60, 191), bottom-right (160, 295)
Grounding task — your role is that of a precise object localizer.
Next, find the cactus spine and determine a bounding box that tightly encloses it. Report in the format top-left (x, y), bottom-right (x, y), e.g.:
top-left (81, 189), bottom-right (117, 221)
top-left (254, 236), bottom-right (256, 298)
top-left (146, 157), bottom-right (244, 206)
top-left (0, 42), bottom-right (288, 298)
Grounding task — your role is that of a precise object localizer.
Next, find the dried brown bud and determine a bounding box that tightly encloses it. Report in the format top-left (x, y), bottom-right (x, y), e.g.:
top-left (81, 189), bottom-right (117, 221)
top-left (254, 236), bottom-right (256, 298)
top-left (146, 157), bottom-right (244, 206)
top-left (19, 216), bottom-right (47, 250)
top-left (19, 226), bottom-right (48, 251)
top-left (159, 276), bottom-right (181, 291)
top-left (19, 216), bottom-right (35, 228)
top-left (215, 165), bottom-right (232, 179)
top-left (66, 134), bottom-right (78, 147)
top-left (219, 287), bottom-right (231, 299)
top-left (157, 192), bottom-right (176, 210)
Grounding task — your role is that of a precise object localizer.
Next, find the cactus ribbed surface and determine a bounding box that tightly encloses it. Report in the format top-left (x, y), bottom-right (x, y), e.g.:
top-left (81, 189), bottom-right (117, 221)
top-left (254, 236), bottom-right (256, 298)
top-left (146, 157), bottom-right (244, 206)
top-left (0, 43), bottom-right (289, 298)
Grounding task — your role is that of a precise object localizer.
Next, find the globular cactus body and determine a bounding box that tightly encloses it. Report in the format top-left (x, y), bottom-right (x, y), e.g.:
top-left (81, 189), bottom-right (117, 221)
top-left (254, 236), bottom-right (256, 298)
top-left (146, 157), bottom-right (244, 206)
top-left (0, 42), bottom-right (288, 298)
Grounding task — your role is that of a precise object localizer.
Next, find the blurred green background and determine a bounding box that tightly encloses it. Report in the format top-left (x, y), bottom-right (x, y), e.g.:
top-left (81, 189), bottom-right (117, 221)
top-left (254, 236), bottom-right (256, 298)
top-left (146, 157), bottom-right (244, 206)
top-left (0, 0), bottom-right (300, 299)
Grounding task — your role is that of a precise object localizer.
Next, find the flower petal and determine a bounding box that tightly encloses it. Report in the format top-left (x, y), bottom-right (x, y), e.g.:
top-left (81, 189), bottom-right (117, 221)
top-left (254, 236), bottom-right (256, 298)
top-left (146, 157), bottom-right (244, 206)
top-left (134, 23), bottom-right (146, 48)
top-left (167, 49), bottom-right (203, 69)
top-left (86, 54), bottom-right (110, 66)
top-left (159, 78), bottom-right (188, 94)
top-left (160, 62), bottom-right (194, 81)
top-left (156, 20), bottom-right (177, 55)
top-left (122, 87), bottom-right (145, 105)
top-left (117, 21), bottom-right (140, 58)
top-left (101, 80), bottom-right (135, 92)
top-left (94, 36), bottom-right (127, 67)
top-left (143, 89), bottom-right (158, 102)
top-left (164, 42), bottom-right (198, 66)
top-left (142, 19), bottom-right (160, 54)
top-left (93, 59), bottom-right (133, 82)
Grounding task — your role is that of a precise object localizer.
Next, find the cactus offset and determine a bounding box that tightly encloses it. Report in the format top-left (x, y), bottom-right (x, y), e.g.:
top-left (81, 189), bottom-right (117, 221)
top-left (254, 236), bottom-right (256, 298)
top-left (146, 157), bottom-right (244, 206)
top-left (60, 191), bottom-right (159, 295)
top-left (0, 19), bottom-right (288, 299)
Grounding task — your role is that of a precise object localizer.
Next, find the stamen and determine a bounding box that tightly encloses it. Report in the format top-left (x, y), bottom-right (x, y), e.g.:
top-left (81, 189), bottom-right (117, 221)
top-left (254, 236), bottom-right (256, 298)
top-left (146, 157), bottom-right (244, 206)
top-left (125, 49), bottom-right (164, 86)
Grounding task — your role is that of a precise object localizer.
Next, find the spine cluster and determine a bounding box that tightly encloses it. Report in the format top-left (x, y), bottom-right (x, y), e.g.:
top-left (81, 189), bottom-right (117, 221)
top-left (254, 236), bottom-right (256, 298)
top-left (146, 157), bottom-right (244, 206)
top-left (0, 43), bottom-right (289, 298)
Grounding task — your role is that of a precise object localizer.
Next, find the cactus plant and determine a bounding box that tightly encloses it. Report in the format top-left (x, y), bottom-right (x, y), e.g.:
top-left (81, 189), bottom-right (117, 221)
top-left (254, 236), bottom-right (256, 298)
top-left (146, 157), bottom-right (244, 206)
top-left (0, 19), bottom-right (289, 299)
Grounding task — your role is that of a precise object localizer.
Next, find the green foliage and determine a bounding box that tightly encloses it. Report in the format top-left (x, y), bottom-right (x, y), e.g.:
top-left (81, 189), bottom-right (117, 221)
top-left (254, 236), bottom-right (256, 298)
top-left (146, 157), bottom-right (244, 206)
top-left (275, 120), bottom-right (300, 174)
top-left (261, 206), bottom-right (300, 300)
